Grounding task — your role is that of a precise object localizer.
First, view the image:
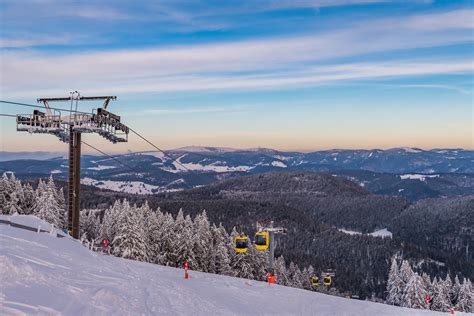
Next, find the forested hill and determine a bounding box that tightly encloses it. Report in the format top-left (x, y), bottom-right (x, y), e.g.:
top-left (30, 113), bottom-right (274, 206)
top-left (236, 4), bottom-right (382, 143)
top-left (166, 172), bottom-right (408, 233)
top-left (17, 171), bottom-right (472, 299)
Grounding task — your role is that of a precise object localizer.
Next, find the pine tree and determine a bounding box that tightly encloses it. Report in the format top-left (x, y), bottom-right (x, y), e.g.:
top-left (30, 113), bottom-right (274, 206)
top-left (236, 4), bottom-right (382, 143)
top-left (112, 203), bottom-right (148, 262)
top-left (212, 223), bottom-right (232, 276)
top-left (451, 275), bottom-right (461, 306)
top-left (145, 208), bottom-right (166, 264)
top-left (20, 183), bottom-right (36, 215)
top-left (34, 179), bottom-right (62, 227)
top-left (386, 256), bottom-right (403, 306)
top-left (193, 211), bottom-right (213, 272)
top-left (402, 273), bottom-right (427, 309)
top-left (81, 209), bottom-right (100, 241)
top-left (455, 279), bottom-right (473, 312)
top-left (431, 275), bottom-right (452, 312)
top-left (273, 256), bottom-right (289, 286)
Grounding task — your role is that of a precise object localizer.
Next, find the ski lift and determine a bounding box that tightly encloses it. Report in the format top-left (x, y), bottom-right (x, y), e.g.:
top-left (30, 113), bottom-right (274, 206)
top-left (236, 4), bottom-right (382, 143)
top-left (254, 231), bottom-right (269, 251)
top-left (323, 275), bottom-right (332, 286)
top-left (234, 235), bottom-right (249, 253)
top-left (311, 276), bottom-right (319, 287)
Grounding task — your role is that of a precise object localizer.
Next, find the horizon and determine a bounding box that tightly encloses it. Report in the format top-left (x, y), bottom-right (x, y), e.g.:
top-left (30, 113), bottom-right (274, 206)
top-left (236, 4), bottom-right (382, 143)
top-left (0, 145), bottom-right (472, 157)
top-left (1, 0), bottom-right (473, 152)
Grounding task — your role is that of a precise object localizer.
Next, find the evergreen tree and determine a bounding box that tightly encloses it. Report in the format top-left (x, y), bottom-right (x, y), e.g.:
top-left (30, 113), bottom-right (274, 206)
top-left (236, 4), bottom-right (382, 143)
top-left (20, 183), bottom-right (36, 215)
top-left (144, 208), bottom-right (165, 264)
top-left (81, 209), bottom-right (100, 241)
top-left (273, 256), bottom-right (289, 286)
top-left (402, 273), bottom-right (427, 309)
top-left (112, 203), bottom-right (148, 262)
top-left (455, 279), bottom-right (473, 312)
top-left (193, 211), bottom-right (213, 272)
top-left (386, 256), bottom-right (403, 306)
top-left (34, 179), bottom-right (62, 227)
top-left (212, 223), bottom-right (232, 276)
top-left (451, 275), bottom-right (461, 306)
top-left (431, 275), bottom-right (452, 312)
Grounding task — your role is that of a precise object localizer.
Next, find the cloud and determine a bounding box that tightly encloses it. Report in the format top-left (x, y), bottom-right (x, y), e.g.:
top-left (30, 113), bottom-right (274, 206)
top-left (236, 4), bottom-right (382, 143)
top-left (1, 9), bottom-right (472, 98)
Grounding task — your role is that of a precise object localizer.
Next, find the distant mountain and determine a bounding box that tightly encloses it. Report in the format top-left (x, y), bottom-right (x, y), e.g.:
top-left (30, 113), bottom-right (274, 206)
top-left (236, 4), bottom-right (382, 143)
top-left (1, 147), bottom-right (473, 200)
top-left (0, 151), bottom-right (66, 161)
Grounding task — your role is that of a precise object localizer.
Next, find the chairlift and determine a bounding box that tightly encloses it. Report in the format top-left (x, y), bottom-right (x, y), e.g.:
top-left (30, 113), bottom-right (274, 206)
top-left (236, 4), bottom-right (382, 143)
top-left (311, 276), bottom-right (319, 287)
top-left (254, 231), bottom-right (269, 251)
top-left (234, 235), bottom-right (249, 253)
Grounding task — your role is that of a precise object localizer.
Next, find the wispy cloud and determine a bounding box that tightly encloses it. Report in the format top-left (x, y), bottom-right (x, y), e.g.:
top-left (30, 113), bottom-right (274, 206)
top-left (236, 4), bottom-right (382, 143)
top-left (1, 9), bottom-right (472, 98)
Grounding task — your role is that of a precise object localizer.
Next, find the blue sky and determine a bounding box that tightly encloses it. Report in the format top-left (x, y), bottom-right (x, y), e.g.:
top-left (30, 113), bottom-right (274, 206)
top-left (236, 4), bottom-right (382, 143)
top-left (0, 0), bottom-right (472, 152)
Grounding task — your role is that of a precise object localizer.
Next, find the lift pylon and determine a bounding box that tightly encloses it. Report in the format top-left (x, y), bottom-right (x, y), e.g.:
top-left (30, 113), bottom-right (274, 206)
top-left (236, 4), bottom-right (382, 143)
top-left (15, 92), bottom-right (129, 239)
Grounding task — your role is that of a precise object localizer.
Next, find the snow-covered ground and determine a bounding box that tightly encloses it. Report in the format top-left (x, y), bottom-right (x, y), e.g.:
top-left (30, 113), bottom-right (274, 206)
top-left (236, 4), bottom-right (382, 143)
top-left (0, 215), bottom-right (452, 316)
top-left (81, 177), bottom-right (162, 194)
top-left (338, 228), bottom-right (393, 239)
top-left (399, 174), bottom-right (439, 181)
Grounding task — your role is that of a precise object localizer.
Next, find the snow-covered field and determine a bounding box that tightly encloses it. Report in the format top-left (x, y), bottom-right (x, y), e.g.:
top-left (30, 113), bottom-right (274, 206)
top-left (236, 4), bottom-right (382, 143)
top-left (338, 228), bottom-right (393, 239)
top-left (0, 215), bottom-right (454, 315)
top-left (81, 177), bottom-right (163, 194)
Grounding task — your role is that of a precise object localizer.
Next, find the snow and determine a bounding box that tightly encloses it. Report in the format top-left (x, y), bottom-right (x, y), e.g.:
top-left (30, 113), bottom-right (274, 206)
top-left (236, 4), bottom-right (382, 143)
top-left (400, 174), bottom-right (439, 181)
top-left (87, 165), bottom-right (116, 171)
top-left (401, 147), bottom-right (423, 153)
top-left (170, 156), bottom-right (252, 173)
top-left (81, 177), bottom-right (162, 194)
top-left (370, 228), bottom-right (393, 238)
top-left (172, 146), bottom-right (238, 153)
top-left (50, 169), bottom-right (62, 174)
top-left (338, 228), bottom-right (393, 239)
top-left (271, 161), bottom-right (287, 168)
top-left (0, 216), bottom-right (448, 316)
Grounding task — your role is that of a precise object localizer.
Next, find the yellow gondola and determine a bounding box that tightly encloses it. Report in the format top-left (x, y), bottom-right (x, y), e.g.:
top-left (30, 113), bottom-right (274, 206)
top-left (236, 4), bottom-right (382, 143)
top-left (234, 235), bottom-right (249, 253)
top-left (254, 231), bottom-right (269, 251)
top-left (311, 276), bottom-right (319, 287)
top-left (323, 275), bottom-right (332, 286)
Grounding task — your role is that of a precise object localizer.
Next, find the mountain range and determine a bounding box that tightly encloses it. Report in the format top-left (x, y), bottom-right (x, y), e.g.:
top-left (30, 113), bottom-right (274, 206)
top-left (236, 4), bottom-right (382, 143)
top-left (1, 147), bottom-right (473, 201)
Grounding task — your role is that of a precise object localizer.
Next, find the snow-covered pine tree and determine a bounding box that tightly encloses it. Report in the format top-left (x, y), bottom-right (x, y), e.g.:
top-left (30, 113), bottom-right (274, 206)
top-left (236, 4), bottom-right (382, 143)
top-left (431, 274), bottom-right (452, 312)
top-left (402, 273), bottom-right (428, 309)
top-left (455, 278), bottom-right (473, 312)
top-left (158, 212), bottom-right (175, 266)
top-left (80, 209), bottom-right (101, 241)
top-left (247, 239), bottom-right (267, 281)
top-left (167, 209), bottom-right (195, 269)
top-left (193, 211), bottom-right (213, 272)
top-left (212, 223), bottom-right (232, 276)
top-left (34, 178), bottom-right (63, 227)
top-left (303, 265), bottom-right (315, 290)
top-left (112, 203), bottom-right (148, 262)
top-left (273, 256), bottom-right (289, 286)
top-left (20, 183), bottom-right (36, 215)
top-left (451, 275), bottom-right (461, 306)
top-left (143, 208), bottom-right (164, 263)
top-left (386, 256), bottom-right (403, 306)
top-left (291, 265), bottom-right (305, 289)
top-left (101, 200), bottom-right (125, 245)
top-left (287, 261), bottom-right (297, 288)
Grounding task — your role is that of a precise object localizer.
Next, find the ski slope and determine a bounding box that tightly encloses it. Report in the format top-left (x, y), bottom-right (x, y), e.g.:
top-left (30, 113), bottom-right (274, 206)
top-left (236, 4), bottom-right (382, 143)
top-left (0, 215), bottom-right (457, 315)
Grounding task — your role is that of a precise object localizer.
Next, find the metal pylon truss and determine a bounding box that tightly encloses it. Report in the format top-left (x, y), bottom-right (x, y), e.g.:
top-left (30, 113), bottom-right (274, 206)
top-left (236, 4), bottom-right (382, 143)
top-left (16, 96), bottom-right (129, 143)
top-left (14, 93), bottom-right (129, 239)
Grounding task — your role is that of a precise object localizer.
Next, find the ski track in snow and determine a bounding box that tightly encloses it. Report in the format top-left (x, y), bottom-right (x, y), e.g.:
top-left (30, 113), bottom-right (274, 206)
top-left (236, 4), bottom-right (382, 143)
top-left (0, 215), bottom-right (457, 316)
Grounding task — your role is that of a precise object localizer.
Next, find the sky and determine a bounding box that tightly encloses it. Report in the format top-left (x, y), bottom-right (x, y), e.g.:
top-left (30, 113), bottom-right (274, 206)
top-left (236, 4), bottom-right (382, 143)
top-left (0, 0), bottom-right (473, 153)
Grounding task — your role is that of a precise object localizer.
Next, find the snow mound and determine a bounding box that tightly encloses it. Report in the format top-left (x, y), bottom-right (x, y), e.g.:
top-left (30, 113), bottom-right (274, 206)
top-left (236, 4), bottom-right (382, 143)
top-left (0, 216), bottom-right (448, 315)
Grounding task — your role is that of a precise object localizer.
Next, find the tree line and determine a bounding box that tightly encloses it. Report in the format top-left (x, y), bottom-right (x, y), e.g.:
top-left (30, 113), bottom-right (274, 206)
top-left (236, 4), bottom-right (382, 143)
top-left (386, 256), bottom-right (473, 313)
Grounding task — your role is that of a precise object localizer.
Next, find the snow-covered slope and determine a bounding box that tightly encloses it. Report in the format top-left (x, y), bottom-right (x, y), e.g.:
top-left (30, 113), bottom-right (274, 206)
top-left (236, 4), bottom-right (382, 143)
top-left (0, 216), bottom-right (454, 315)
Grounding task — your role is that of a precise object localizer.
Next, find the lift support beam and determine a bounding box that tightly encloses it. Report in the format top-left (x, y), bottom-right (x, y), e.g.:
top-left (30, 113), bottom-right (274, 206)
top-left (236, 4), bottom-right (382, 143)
top-left (68, 128), bottom-right (81, 239)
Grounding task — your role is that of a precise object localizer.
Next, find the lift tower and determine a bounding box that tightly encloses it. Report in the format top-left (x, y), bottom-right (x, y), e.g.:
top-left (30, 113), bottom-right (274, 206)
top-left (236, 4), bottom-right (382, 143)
top-left (16, 92), bottom-right (129, 238)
